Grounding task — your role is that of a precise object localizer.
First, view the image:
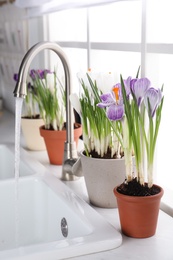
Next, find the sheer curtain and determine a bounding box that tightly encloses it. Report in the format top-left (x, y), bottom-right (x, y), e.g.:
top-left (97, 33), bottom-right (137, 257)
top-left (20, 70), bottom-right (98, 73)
top-left (14, 0), bottom-right (134, 8)
top-left (14, 0), bottom-right (139, 16)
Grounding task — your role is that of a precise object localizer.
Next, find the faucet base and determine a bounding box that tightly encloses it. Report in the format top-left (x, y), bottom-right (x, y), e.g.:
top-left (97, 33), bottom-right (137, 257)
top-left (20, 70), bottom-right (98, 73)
top-left (61, 172), bottom-right (79, 181)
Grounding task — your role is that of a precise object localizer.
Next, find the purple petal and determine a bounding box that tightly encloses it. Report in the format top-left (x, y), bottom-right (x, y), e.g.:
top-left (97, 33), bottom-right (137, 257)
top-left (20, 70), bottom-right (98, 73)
top-left (97, 102), bottom-right (108, 108)
top-left (144, 87), bottom-right (162, 117)
top-left (29, 69), bottom-right (52, 80)
top-left (13, 73), bottom-right (18, 81)
top-left (131, 78), bottom-right (151, 106)
top-left (98, 92), bottom-right (115, 108)
top-left (130, 78), bottom-right (138, 88)
top-left (39, 69), bottom-right (52, 79)
top-left (107, 104), bottom-right (124, 121)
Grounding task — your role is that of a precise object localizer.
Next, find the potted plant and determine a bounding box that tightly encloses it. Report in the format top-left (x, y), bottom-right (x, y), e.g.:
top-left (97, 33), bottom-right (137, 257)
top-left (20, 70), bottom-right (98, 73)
top-left (13, 70), bottom-right (46, 151)
top-left (97, 73), bottom-right (164, 238)
top-left (70, 71), bottom-right (127, 208)
top-left (31, 69), bottom-right (82, 165)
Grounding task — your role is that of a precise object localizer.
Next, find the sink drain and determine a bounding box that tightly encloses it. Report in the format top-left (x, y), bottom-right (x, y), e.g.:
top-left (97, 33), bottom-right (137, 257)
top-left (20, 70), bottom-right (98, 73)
top-left (61, 218), bottom-right (68, 237)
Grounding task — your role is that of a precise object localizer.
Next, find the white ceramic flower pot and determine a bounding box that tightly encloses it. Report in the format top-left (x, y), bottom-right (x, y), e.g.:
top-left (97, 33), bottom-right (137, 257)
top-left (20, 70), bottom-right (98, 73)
top-left (80, 151), bottom-right (126, 208)
top-left (21, 118), bottom-right (46, 151)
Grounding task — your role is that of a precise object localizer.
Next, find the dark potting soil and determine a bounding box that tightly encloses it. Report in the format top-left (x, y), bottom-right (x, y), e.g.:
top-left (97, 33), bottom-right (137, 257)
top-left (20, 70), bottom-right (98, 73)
top-left (117, 178), bottom-right (161, 196)
top-left (84, 148), bottom-right (124, 159)
top-left (22, 114), bottom-right (41, 119)
top-left (84, 149), bottom-right (160, 196)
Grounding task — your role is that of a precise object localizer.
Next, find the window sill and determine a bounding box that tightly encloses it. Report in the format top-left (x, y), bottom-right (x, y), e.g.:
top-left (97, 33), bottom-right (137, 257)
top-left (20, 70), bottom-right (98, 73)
top-left (160, 187), bottom-right (173, 217)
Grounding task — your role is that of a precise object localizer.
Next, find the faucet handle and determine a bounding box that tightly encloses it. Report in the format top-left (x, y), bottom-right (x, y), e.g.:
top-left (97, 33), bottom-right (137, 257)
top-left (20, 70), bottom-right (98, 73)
top-left (61, 142), bottom-right (83, 181)
top-left (70, 157), bottom-right (83, 177)
top-left (62, 157), bottom-right (83, 181)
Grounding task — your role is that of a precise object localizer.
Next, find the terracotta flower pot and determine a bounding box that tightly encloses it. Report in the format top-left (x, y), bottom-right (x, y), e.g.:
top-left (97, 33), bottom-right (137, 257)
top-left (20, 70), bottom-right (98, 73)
top-left (113, 184), bottom-right (164, 238)
top-left (21, 117), bottom-right (46, 151)
top-left (40, 123), bottom-right (82, 165)
top-left (80, 151), bottom-right (126, 208)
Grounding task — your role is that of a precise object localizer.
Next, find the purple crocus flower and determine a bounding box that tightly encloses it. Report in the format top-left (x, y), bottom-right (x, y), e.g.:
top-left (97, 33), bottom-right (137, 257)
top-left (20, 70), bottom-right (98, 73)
top-left (13, 73), bottom-right (36, 94)
top-left (97, 88), bottom-right (124, 121)
top-left (113, 76), bottom-right (132, 101)
top-left (144, 87), bottom-right (163, 117)
top-left (29, 69), bottom-right (39, 80)
top-left (97, 77), bottom-right (134, 121)
top-left (130, 78), bottom-right (151, 106)
top-left (13, 73), bottom-right (18, 82)
top-left (29, 69), bottom-right (52, 80)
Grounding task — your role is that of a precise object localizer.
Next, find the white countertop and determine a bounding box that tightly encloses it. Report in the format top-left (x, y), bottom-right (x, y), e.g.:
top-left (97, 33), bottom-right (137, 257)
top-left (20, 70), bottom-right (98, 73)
top-left (1, 110), bottom-right (173, 260)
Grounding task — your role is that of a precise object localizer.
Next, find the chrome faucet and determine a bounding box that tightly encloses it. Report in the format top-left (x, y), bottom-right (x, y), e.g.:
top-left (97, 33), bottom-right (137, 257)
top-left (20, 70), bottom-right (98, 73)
top-left (13, 41), bottom-right (82, 181)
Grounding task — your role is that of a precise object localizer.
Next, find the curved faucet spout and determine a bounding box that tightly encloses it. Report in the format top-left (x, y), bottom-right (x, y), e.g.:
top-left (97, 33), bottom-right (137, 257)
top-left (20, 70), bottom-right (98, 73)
top-left (13, 41), bottom-right (82, 180)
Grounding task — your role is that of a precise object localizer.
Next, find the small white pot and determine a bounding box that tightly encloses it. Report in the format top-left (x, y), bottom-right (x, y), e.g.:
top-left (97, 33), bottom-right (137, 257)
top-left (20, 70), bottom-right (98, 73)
top-left (80, 151), bottom-right (126, 208)
top-left (21, 118), bottom-right (46, 151)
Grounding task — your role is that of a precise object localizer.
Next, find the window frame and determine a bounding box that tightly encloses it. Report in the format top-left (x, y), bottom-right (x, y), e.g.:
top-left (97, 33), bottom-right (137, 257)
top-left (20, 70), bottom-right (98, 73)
top-left (46, 0), bottom-right (173, 216)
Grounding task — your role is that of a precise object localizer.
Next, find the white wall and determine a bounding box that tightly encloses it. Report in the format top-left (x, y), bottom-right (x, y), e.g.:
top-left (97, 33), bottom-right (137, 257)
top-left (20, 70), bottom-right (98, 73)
top-left (0, 4), bottom-right (46, 113)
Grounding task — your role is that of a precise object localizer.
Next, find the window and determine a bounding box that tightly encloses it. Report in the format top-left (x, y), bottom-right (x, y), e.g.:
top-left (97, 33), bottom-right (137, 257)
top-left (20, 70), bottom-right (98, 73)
top-left (47, 0), bottom-right (173, 210)
top-left (47, 0), bottom-right (142, 92)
